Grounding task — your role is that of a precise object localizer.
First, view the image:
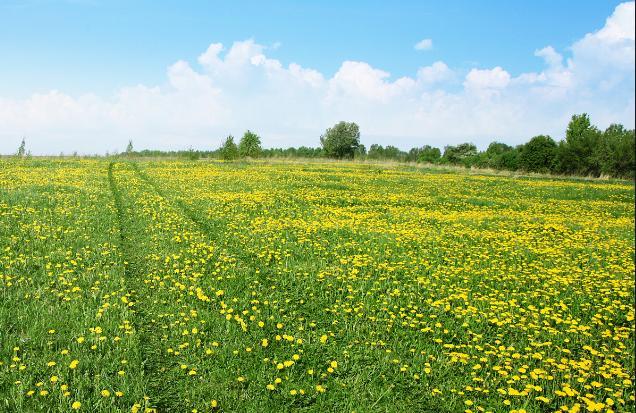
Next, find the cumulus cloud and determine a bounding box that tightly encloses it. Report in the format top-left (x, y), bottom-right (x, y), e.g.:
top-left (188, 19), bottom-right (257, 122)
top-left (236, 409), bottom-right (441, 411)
top-left (464, 67), bottom-right (511, 96)
top-left (414, 38), bottom-right (433, 51)
top-left (328, 61), bottom-right (415, 103)
top-left (0, 2), bottom-right (634, 154)
top-left (417, 61), bottom-right (454, 86)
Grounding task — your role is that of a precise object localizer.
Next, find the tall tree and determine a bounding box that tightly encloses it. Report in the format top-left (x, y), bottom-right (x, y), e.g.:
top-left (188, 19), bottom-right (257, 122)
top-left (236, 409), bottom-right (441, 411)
top-left (238, 130), bottom-right (262, 158)
top-left (554, 114), bottom-right (601, 176)
top-left (320, 121), bottom-right (360, 159)
top-left (220, 135), bottom-right (239, 160)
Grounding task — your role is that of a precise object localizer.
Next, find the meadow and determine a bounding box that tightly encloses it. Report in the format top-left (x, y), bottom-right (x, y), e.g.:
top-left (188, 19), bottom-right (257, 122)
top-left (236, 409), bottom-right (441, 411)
top-left (0, 159), bottom-right (634, 413)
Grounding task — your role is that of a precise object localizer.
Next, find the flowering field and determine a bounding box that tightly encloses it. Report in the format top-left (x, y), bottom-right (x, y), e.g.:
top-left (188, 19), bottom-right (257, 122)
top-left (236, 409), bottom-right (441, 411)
top-left (0, 159), bottom-right (634, 413)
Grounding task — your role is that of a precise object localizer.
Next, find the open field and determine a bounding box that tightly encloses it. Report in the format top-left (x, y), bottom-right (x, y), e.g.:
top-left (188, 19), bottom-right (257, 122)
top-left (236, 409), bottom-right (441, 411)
top-left (0, 159), bottom-right (634, 412)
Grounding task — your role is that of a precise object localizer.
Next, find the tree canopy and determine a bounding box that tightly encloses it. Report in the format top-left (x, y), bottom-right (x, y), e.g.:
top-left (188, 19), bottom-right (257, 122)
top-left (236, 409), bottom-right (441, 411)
top-left (220, 135), bottom-right (239, 160)
top-left (239, 130), bottom-right (262, 158)
top-left (320, 121), bottom-right (360, 159)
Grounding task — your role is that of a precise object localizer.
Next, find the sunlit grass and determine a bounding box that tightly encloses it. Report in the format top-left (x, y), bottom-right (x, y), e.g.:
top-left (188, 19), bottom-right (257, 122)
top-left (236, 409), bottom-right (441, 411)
top-left (1, 159), bottom-right (634, 412)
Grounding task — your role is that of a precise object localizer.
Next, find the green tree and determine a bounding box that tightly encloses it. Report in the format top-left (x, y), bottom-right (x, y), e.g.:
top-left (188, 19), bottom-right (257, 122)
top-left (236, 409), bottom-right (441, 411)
top-left (518, 135), bottom-right (557, 173)
top-left (420, 146), bottom-right (441, 163)
top-left (407, 145), bottom-right (441, 163)
top-left (485, 142), bottom-right (512, 157)
top-left (596, 124), bottom-right (635, 178)
top-left (238, 130), bottom-right (262, 158)
top-left (496, 147), bottom-right (521, 170)
top-left (320, 121), bottom-right (360, 159)
top-left (554, 114), bottom-right (601, 176)
top-left (442, 143), bottom-right (478, 165)
top-left (220, 135), bottom-right (239, 160)
top-left (383, 145), bottom-right (402, 160)
top-left (367, 144), bottom-right (384, 160)
top-left (480, 142), bottom-right (519, 170)
top-left (354, 144), bottom-right (367, 159)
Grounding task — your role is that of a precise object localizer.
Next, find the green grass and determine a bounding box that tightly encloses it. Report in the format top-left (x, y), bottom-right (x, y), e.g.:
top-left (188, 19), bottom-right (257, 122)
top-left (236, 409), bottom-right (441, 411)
top-left (0, 159), bottom-right (634, 412)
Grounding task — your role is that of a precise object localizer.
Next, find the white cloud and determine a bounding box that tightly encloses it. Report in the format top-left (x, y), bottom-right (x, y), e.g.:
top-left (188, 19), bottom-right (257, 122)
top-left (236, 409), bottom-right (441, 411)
top-left (0, 3), bottom-right (634, 154)
top-left (534, 46), bottom-right (563, 69)
top-left (464, 67), bottom-right (511, 92)
top-left (417, 61), bottom-right (454, 86)
top-left (328, 61), bottom-right (415, 103)
top-left (414, 38), bottom-right (433, 51)
top-left (571, 1), bottom-right (635, 73)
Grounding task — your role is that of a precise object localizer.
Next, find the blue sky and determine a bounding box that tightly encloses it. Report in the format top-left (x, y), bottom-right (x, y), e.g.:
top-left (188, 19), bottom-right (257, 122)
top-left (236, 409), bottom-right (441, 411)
top-left (0, 0), bottom-right (624, 97)
top-left (0, 1), bottom-right (634, 153)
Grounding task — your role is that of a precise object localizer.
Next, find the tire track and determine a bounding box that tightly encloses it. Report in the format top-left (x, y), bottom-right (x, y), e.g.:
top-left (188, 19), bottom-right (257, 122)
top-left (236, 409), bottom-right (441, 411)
top-left (108, 161), bottom-right (173, 411)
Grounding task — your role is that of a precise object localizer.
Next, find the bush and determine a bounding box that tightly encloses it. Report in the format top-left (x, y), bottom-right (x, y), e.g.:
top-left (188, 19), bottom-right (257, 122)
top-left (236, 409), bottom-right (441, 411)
top-left (483, 142), bottom-right (519, 170)
top-left (518, 135), bottom-right (557, 173)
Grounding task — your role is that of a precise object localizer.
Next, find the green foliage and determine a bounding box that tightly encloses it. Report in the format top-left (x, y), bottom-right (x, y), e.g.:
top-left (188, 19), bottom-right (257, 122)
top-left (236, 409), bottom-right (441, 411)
top-left (220, 135), bottom-right (239, 160)
top-left (366, 144), bottom-right (407, 161)
top-left (408, 145), bottom-right (441, 163)
top-left (185, 148), bottom-right (201, 161)
top-left (518, 135), bottom-right (557, 173)
top-left (485, 142), bottom-right (513, 157)
top-left (442, 143), bottom-right (478, 166)
top-left (595, 124), bottom-right (636, 178)
top-left (383, 145), bottom-right (402, 159)
top-left (367, 144), bottom-right (384, 160)
top-left (28, 112), bottom-right (630, 179)
top-left (261, 146), bottom-right (323, 158)
top-left (238, 130), bottom-right (262, 158)
top-left (554, 114), bottom-right (602, 176)
top-left (482, 142), bottom-right (520, 170)
top-left (496, 149), bottom-right (521, 171)
top-left (354, 144), bottom-right (367, 159)
top-left (320, 121), bottom-right (360, 159)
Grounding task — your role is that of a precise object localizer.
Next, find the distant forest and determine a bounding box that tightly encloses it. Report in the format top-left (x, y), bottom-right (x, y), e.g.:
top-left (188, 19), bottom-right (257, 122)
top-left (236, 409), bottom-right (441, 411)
top-left (13, 113), bottom-right (636, 179)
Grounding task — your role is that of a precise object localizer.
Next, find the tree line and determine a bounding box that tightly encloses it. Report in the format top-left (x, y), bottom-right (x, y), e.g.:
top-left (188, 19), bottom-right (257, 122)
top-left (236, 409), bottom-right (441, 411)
top-left (315, 115), bottom-right (634, 178)
top-left (12, 113), bottom-right (635, 179)
top-left (214, 114), bottom-right (633, 178)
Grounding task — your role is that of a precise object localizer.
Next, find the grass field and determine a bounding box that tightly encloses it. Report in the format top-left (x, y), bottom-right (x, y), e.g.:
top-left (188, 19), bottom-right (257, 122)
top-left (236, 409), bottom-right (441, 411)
top-left (0, 159), bottom-right (634, 413)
